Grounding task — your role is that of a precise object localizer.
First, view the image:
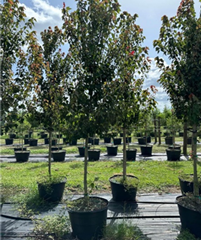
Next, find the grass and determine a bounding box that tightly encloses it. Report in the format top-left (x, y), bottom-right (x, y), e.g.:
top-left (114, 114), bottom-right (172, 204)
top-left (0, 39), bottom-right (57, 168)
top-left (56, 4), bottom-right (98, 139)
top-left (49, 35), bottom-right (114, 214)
top-left (1, 160), bottom-right (200, 201)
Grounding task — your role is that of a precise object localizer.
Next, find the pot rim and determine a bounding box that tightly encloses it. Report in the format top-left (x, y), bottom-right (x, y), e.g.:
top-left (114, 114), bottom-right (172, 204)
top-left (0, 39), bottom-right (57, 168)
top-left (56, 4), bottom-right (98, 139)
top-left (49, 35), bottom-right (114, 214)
top-left (67, 196), bottom-right (108, 213)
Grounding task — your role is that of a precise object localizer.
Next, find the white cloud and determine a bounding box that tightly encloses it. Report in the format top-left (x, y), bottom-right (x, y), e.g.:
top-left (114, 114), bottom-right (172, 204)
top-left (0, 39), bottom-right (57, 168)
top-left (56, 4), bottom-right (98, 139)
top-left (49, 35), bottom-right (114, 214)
top-left (20, 0), bottom-right (63, 42)
top-left (143, 58), bottom-right (171, 111)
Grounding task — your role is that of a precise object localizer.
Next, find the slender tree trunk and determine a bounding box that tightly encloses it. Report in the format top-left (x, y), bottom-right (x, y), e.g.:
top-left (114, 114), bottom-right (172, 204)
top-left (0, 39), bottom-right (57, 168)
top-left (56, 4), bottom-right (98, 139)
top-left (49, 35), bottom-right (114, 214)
top-left (123, 128), bottom-right (126, 181)
top-left (158, 117), bottom-right (161, 145)
top-left (183, 121), bottom-right (187, 155)
top-left (154, 118), bottom-right (157, 144)
top-left (48, 130), bottom-right (52, 177)
top-left (84, 136), bottom-right (88, 197)
top-left (192, 124), bottom-right (199, 198)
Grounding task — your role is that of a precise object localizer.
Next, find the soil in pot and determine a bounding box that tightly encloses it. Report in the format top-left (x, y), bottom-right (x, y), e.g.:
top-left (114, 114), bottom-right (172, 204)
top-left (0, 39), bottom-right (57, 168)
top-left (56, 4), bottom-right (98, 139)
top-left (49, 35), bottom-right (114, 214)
top-left (78, 146), bottom-right (90, 157)
top-left (140, 145), bottom-right (152, 156)
top-left (5, 138), bottom-right (13, 145)
top-left (68, 196), bottom-right (108, 240)
top-left (38, 177), bottom-right (67, 202)
top-left (109, 174), bottom-right (139, 202)
top-left (15, 151), bottom-right (30, 162)
top-left (126, 149), bottom-right (137, 161)
top-left (168, 144), bottom-right (181, 150)
top-left (107, 145), bottom-right (118, 156)
top-left (113, 138), bottom-right (121, 145)
top-left (176, 195), bottom-right (201, 238)
top-left (166, 149), bottom-right (181, 161)
top-left (179, 174), bottom-right (201, 195)
top-left (88, 149), bottom-right (100, 161)
top-left (52, 150), bottom-right (66, 162)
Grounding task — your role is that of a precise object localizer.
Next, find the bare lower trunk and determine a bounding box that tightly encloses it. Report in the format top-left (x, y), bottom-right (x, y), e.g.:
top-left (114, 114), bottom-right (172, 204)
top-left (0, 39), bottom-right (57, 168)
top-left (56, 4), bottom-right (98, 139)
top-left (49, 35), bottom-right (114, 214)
top-left (158, 117), bottom-right (161, 145)
top-left (84, 137), bottom-right (88, 197)
top-left (48, 131), bottom-right (52, 177)
top-left (154, 118), bottom-right (157, 144)
top-left (123, 128), bottom-right (126, 181)
top-left (192, 124), bottom-right (199, 198)
top-left (183, 121), bottom-right (187, 155)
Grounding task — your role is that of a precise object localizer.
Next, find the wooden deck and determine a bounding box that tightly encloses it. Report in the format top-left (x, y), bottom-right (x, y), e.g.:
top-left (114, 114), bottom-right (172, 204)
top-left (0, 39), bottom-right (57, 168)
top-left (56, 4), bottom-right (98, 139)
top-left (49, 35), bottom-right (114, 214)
top-left (0, 193), bottom-right (182, 240)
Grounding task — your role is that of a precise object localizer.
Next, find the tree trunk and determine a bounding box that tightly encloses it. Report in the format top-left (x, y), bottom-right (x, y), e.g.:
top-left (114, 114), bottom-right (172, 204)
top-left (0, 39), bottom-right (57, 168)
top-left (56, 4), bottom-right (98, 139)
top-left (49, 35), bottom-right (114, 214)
top-left (192, 124), bottom-right (199, 198)
top-left (154, 118), bottom-right (157, 144)
top-left (84, 136), bottom-right (88, 197)
top-left (158, 117), bottom-right (161, 145)
top-left (123, 128), bottom-right (126, 181)
top-left (183, 121), bottom-right (187, 155)
top-left (48, 130), bottom-right (52, 176)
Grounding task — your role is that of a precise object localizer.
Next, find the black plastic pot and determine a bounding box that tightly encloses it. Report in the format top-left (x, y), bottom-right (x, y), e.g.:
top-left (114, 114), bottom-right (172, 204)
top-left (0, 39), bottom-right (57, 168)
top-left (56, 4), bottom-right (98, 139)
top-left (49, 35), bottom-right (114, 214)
top-left (140, 145), bottom-right (152, 156)
top-left (9, 133), bottom-right (16, 139)
top-left (88, 149), bottom-right (100, 161)
top-left (104, 137), bottom-right (111, 144)
top-left (70, 139), bottom-right (77, 145)
top-left (179, 132), bottom-right (184, 137)
top-left (187, 137), bottom-right (192, 144)
top-left (126, 149), bottom-right (137, 161)
top-left (165, 136), bottom-right (173, 145)
top-left (5, 138), bottom-right (13, 145)
top-left (44, 139), bottom-right (57, 145)
top-left (113, 138), bottom-right (121, 145)
top-left (78, 146), bottom-right (90, 157)
top-left (179, 175), bottom-right (201, 195)
top-left (92, 138), bottom-right (99, 145)
top-left (24, 138), bottom-right (29, 145)
top-left (15, 151), bottom-right (30, 162)
top-left (107, 145), bottom-right (118, 156)
top-left (52, 150), bottom-right (66, 162)
top-left (138, 137), bottom-right (146, 145)
top-left (68, 196), bottom-right (108, 240)
top-left (166, 149), bottom-right (181, 161)
top-left (109, 174), bottom-right (139, 202)
top-left (38, 178), bottom-right (66, 202)
top-left (176, 195), bottom-right (201, 238)
top-left (126, 137), bottom-right (132, 143)
top-left (41, 133), bottom-right (48, 139)
top-left (29, 139), bottom-right (38, 146)
top-left (63, 138), bottom-right (69, 144)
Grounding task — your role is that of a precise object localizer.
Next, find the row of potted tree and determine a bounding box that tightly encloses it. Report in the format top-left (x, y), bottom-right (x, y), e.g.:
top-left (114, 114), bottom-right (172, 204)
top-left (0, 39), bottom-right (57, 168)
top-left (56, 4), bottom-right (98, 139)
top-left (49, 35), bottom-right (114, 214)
top-left (2, 0), bottom-right (201, 239)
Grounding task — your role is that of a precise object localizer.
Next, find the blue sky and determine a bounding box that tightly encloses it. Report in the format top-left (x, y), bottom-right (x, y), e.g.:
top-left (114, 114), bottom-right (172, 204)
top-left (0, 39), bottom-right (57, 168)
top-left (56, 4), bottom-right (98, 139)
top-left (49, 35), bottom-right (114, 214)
top-left (18, 0), bottom-right (201, 111)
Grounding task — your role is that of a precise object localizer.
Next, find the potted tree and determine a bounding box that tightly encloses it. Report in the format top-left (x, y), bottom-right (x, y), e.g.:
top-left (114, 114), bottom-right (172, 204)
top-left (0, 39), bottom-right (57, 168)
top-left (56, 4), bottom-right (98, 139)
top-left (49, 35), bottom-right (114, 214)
top-left (139, 110), bottom-right (155, 157)
top-left (165, 108), bottom-right (181, 161)
top-left (1, 0), bottom-right (35, 148)
top-left (23, 25), bottom-right (69, 201)
top-left (154, 0), bottom-right (201, 237)
top-left (14, 111), bottom-right (30, 162)
top-left (62, 1), bottom-right (121, 239)
top-left (106, 10), bottom-right (156, 201)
